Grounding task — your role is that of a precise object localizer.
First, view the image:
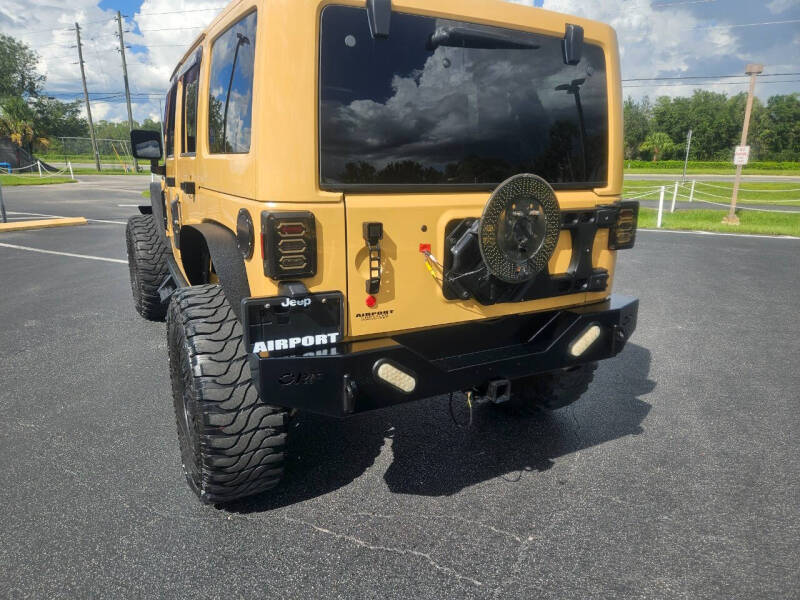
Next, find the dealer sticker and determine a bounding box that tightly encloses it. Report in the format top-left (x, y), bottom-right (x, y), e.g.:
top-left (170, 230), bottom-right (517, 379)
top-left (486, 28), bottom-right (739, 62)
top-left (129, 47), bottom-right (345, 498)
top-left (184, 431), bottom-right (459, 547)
top-left (253, 332), bottom-right (340, 354)
top-left (355, 309), bottom-right (395, 321)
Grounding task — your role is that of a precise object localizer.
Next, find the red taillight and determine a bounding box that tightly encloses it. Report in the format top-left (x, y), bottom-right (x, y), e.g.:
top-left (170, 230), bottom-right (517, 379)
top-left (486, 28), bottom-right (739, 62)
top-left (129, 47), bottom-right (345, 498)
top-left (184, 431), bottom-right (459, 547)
top-left (277, 223), bottom-right (306, 236)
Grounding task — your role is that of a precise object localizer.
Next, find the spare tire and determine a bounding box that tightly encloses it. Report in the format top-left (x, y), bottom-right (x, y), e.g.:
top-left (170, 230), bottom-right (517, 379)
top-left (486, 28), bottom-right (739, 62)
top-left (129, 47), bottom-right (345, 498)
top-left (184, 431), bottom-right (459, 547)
top-left (478, 173), bottom-right (561, 284)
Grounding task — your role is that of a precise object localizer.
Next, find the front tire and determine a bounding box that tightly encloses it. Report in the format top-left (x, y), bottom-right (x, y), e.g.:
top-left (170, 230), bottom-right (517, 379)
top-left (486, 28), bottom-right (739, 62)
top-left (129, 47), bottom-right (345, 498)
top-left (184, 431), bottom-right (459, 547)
top-left (167, 284), bottom-right (289, 505)
top-left (506, 363), bottom-right (598, 415)
top-left (125, 214), bottom-right (170, 321)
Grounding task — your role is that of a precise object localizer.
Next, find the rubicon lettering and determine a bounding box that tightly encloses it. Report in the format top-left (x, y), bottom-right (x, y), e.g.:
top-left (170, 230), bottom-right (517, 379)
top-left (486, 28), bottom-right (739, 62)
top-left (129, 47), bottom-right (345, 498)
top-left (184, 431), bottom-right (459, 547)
top-left (252, 332), bottom-right (339, 354)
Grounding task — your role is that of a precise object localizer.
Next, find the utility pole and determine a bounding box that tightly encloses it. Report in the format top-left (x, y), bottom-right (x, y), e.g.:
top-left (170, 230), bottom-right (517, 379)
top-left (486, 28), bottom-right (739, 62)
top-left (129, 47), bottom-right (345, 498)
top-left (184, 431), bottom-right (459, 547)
top-left (116, 11), bottom-right (139, 172)
top-left (682, 128), bottom-right (693, 182)
top-left (723, 63), bottom-right (763, 225)
top-left (75, 23), bottom-right (101, 172)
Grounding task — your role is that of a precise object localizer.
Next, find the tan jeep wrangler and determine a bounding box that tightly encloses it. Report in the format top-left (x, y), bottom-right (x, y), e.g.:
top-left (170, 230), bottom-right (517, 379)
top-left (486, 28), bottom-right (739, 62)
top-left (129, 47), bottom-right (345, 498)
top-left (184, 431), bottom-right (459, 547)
top-left (126, 0), bottom-right (639, 505)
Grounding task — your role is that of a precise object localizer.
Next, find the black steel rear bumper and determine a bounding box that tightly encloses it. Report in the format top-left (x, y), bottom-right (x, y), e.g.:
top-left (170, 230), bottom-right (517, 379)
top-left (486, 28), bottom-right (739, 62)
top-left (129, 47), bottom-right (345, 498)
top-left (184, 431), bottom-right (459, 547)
top-left (248, 295), bottom-right (638, 417)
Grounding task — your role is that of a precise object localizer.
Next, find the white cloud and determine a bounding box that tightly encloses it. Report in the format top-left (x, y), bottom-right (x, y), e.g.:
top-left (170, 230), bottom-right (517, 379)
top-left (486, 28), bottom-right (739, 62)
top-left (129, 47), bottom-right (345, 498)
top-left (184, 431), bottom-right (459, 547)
top-left (512, 0), bottom-right (739, 79)
top-left (0, 0), bottom-right (224, 122)
top-left (766, 0), bottom-right (797, 15)
top-left (1, 0), bottom-right (796, 124)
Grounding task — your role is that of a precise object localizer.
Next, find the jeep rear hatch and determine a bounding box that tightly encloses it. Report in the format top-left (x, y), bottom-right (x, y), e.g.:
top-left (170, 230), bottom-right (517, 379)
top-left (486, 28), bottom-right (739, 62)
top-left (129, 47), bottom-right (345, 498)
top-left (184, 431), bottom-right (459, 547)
top-left (319, 6), bottom-right (614, 337)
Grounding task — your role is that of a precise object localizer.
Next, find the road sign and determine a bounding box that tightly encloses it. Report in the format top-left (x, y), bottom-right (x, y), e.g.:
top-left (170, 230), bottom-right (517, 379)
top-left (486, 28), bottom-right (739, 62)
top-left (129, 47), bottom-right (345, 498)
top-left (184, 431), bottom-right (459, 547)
top-left (733, 145), bottom-right (750, 166)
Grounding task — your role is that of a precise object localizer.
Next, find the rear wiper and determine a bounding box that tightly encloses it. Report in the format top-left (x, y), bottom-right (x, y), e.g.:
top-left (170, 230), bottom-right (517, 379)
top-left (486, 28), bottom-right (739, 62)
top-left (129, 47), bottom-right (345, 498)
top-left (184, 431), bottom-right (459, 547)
top-left (427, 26), bottom-right (541, 51)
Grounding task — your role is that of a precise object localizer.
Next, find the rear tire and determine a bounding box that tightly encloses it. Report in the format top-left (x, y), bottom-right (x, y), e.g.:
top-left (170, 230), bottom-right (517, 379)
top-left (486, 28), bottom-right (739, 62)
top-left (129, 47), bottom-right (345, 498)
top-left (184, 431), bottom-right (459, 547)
top-left (167, 284), bottom-right (289, 505)
top-left (126, 214), bottom-right (170, 321)
top-left (506, 363), bottom-right (598, 415)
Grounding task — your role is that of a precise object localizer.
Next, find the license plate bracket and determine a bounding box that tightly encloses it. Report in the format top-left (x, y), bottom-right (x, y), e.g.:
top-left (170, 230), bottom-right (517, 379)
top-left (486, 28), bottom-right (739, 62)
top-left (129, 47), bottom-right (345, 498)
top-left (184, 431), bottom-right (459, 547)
top-left (242, 292), bottom-right (344, 355)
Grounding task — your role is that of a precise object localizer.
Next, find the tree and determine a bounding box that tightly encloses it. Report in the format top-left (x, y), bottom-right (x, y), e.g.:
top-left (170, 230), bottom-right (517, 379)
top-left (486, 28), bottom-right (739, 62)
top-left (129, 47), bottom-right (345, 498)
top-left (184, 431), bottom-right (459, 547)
top-left (754, 93), bottom-right (800, 161)
top-left (0, 96), bottom-right (48, 152)
top-left (639, 132), bottom-right (676, 162)
top-left (623, 96), bottom-right (651, 159)
top-left (0, 34), bottom-right (44, 99)
top-left (32, 97), bottom-right (87, 139)
top-left (140, 118), bottom-right (162, 132)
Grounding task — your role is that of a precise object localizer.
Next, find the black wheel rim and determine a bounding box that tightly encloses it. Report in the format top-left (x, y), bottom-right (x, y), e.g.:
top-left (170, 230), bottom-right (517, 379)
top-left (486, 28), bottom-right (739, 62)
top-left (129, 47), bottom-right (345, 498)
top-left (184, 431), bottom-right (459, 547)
top-left (172, 339), bottom-right (202, 494)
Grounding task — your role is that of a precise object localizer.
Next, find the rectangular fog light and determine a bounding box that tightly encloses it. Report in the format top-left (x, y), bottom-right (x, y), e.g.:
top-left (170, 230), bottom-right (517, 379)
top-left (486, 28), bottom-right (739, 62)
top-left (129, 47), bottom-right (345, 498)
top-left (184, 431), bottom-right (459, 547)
top-left (569, 324), bottom-right (601, 358)
top-left (374, 360), bottom-right (417, 394)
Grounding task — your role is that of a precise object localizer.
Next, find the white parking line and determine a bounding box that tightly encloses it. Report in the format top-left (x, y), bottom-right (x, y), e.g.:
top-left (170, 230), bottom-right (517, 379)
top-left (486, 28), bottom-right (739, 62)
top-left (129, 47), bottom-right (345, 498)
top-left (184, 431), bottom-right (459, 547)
top-left (0, 242), bottom-right (127, 264)
top-left (8, 211), bottom-right (127, 226)
top-left (88, 219), bottom-right (127, 226)
top-left (8, 210), bottom-right (60, 218)
top-left (72, 185), bottom-right (145, 194)
top-left (639, 228), bottom-right (800, 241)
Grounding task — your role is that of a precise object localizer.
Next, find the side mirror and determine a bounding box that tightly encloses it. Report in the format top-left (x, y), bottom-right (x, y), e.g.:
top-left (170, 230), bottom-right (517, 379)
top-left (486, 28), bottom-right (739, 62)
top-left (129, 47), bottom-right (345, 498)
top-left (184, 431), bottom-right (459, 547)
top-left (130, 129), bottom-right (165, 175)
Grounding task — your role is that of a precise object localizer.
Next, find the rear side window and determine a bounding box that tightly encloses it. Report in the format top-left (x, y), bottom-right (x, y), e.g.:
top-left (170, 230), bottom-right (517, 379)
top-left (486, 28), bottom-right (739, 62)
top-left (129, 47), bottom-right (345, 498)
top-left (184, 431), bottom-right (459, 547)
top-left (208, 12), bottom-right (257, 154)
top-left (165, 84), bottom-right (177, 157)
top-left (182, 63), bottom-right (200, 154)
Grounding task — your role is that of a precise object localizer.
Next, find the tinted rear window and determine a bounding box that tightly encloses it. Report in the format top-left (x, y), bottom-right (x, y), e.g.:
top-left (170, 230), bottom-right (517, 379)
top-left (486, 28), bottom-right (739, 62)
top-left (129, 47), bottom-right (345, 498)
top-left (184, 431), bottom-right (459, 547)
top-left (320, 6), bottom-right (608, 189)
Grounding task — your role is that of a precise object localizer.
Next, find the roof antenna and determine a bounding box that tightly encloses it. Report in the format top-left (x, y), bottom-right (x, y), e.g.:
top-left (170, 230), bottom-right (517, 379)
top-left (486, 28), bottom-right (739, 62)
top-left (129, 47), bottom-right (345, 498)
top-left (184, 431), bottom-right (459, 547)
top-left (562, 23), bottom-right (583, 65)
top-left (367, 0), bottom-right (392, 39)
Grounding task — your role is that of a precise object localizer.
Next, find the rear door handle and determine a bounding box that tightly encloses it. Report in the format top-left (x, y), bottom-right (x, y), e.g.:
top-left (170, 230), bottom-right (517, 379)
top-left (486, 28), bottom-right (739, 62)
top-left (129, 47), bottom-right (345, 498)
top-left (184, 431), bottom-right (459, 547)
top-left (180, 181), bottom-right (195, 195)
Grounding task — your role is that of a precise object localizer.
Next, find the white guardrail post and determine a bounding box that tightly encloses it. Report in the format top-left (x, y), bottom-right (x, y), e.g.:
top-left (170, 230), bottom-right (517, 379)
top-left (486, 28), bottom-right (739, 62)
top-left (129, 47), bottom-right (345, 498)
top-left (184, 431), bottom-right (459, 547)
top-left (68, 161), bottom-right (74, 180)
top-left (671, 181), bottom-right (679, 213)
top-left (37, 160), bottom-right (42, 178)
top-left (690, 180), bottom-right (696, 203)
top-left (657, 186), bottom-right (665, 228)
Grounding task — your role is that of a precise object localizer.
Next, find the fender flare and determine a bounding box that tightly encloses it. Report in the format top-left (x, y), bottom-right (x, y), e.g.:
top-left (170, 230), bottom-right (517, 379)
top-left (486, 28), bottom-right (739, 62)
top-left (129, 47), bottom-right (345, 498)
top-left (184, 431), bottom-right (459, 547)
top-left (149, 183), bottom-right (168, 243)
top-left (180, 222), bottom-right (251, 320)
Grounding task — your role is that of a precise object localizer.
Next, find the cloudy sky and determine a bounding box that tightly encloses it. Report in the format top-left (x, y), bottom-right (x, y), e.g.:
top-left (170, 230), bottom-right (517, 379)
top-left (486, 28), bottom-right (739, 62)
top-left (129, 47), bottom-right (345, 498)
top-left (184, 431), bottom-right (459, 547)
top-left (0, 0), bottom-right (798, 123)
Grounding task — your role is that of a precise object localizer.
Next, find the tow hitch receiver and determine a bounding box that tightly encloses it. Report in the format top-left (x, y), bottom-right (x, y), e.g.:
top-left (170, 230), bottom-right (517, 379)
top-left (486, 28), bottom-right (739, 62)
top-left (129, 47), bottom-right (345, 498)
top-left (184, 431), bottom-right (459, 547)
top-left (487, 379), bottom-right (511, 404)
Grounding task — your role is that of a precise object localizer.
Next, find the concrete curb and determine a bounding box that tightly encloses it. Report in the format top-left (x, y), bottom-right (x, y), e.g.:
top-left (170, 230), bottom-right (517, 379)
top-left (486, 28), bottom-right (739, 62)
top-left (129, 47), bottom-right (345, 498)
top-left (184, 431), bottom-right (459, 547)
top-left (0, 217), bottom-right (88, 233)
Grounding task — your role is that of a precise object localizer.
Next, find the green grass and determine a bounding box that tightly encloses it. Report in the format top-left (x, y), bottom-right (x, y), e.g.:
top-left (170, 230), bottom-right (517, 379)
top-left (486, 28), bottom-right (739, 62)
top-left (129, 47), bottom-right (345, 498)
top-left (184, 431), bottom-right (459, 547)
top-left (625, 159), bottom-right (800, 176)
top-left (639, 207), bottom-right (800, 237)
top-left (70, 167), bottom-right (146, 175)
top-left (40, 153), bottom-right (130, 162)
top-left (626, 167), bottom-right (800, 176)
top-left (0, 174), bottom-right (76, 186)
top-left (624, 180), bottom-right (800, 206)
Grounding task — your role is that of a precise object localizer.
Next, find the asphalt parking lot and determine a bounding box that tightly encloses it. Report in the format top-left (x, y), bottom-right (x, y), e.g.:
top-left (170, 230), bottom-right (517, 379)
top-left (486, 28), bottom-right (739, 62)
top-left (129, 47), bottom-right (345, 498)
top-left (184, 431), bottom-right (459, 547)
top-left (1, 177), bottom-right (798, 598)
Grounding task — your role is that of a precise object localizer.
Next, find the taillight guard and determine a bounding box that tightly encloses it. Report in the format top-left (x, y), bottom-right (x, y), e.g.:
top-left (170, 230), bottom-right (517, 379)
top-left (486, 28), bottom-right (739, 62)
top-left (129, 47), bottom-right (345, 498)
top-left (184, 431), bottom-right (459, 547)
top-left (262, 211), bottom-right (317, 280)
top-left (609, 201), bottom-right (638, 250)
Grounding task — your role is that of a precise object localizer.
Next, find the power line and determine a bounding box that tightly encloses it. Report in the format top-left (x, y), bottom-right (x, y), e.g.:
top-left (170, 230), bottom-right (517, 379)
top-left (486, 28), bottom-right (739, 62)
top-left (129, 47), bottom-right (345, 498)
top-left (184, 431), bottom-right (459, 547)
top-left (623, 72), bottom-right (800, 81)
top-left (652, 0), bottom-right (718, 6)
top-left (135, 6), bottom-right (226, 17)
top-left (690, 18), bottom-right (800, 29)
top-left (137, 26), bottom-right (206, 33)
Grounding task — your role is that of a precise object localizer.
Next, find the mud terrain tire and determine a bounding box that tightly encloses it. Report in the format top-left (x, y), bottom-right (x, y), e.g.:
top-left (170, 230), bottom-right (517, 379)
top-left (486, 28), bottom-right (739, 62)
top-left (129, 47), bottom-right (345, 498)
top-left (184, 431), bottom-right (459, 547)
top-left (507, 363), bottom-right (598, 414)
top-left (167, 284), bottom-right (289, 505)
top-left (125, 214), bottom-right (170, 321)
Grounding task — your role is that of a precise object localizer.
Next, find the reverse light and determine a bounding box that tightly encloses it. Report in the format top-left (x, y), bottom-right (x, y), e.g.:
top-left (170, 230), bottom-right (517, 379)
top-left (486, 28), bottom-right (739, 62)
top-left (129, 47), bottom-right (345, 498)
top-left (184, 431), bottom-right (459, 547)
top-left (373, 360), bottom-right (417, 394)
top-left (262, 211), bottom-right (317, 280)
top-left (609, 201), bottom-right (639, 250)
